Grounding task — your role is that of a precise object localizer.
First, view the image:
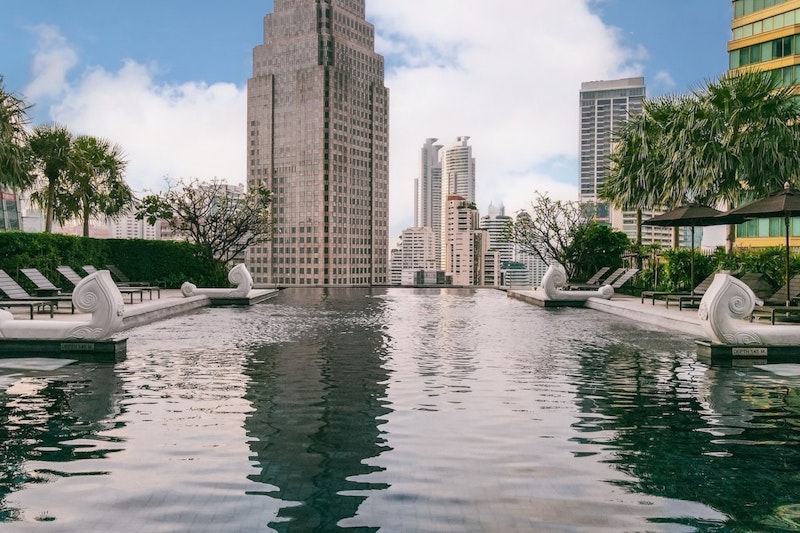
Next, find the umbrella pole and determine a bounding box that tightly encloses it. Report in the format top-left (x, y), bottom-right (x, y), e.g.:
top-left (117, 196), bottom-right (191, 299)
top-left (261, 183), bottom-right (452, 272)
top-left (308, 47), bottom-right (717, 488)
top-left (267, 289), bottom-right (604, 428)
top-left (787, 215), bottom-right (792, 307)
top-left (690, 226), bottom-right (695, 296)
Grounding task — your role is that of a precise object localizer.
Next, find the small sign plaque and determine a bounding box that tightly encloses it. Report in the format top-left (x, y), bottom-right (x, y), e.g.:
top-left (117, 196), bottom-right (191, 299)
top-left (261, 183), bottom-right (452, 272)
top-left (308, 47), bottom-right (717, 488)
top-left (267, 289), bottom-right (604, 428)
top-left (60, 342), bottom-right (95, 352)
top-left (731, 347), bottom-right (768, 356)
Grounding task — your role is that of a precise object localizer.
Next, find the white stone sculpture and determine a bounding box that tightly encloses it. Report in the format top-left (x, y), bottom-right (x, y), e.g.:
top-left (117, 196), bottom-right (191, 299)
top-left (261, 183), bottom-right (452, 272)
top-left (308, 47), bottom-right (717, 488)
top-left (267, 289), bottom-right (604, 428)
top-left (0, 270), bottom-right (124, 340)
top-left (699, 273), bottom-right (800, 346)
top-left (181, 263), bottom-right (253, 298)
top-left (541, 263), bottom-right (614, 301)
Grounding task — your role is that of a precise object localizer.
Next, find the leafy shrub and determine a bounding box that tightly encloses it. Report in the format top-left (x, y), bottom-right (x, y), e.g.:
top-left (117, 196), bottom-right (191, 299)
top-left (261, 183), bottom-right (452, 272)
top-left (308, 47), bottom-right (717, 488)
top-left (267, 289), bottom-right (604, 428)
top-left (0, 232), bottom-right (228, 289)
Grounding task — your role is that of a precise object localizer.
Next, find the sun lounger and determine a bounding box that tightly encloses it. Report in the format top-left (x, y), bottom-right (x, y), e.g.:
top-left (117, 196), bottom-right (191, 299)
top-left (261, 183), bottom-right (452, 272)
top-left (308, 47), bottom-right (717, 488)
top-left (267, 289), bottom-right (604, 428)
top-left (83, 265), bottom-right (160, 299)
top-left (0, 269), bottom-right (73, 313)
top-left (0, 299), bottom-right (55, 319)
top-left (573, 267), bottom-right (610, 287)
top-left (610, 268), bottom-right (639, 289)
top-left (58, 266), bottom-right (144, 304)
top-left (568, 267), bottom-right (626, 290)
top-left (20, 268), bottom-right (69, 297)
top-left (750, 274), bottom-right (800, 324)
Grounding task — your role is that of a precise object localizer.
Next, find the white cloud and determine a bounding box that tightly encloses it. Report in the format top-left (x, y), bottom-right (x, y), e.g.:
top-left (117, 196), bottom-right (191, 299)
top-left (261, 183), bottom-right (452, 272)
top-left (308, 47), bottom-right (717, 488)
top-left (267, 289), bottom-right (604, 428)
top-left (24, 25), bottom-right (78, 102)
top-left (368, 0), bottom-right (645, 239)
top-left (49, 61), bottom-right (246, 193)
top-left (653, 69), bottom-right (677, 91)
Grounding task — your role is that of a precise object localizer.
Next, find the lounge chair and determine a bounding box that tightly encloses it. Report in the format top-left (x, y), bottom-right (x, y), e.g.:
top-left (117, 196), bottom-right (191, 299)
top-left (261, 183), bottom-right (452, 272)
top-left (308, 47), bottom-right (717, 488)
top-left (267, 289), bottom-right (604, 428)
top-left (0, 269), bottom-right (71, 314)
top-left (610, 268), bottom-right (639, 289)
top-left (20, 268), bottom-right (70, 297)
top-left (0, 300), bottom-right (54, 319)
top-left (568, 267), bottom-right (626, 290)
top-left (84, 265), bottom-right (161, 298)
top-left (751, 274), bottom-right (800, 324)
top-left (58, 266), bottom-right (144, 304)
top-left (572, 267), bottom-right (610, 287)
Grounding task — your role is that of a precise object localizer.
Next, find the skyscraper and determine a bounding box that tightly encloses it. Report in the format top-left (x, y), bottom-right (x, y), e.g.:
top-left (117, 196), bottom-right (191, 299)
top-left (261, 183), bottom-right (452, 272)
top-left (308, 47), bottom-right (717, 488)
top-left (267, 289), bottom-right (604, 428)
top-left (579, 77), bottom-right (644, 222)
top-left (414, 138), bottom-right (443, 264)
top-left (439, 136), bottom-right (475, 267)
top-left (246, 0), bottom-right (389, 286)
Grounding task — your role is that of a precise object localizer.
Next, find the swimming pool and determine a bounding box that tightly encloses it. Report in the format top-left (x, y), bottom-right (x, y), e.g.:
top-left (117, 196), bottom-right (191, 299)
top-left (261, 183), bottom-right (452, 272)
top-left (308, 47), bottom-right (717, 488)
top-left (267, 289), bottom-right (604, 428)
top-left (1, 288), bottom-right (799, 531)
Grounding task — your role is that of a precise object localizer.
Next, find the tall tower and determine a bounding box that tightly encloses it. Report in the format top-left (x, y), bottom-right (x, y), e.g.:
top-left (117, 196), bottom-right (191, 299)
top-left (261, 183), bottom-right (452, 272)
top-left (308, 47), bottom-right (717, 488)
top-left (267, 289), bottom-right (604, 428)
top-left (414, 138), bottom-right (443, 264)
top-left (579, 78), bottom-right (644, 222)
top-left (439, 136), bottom-right (475, 267)
top-left (246, 0), bottom-right (390, 287)
top-left (479, 201), bottom-right (513, 263)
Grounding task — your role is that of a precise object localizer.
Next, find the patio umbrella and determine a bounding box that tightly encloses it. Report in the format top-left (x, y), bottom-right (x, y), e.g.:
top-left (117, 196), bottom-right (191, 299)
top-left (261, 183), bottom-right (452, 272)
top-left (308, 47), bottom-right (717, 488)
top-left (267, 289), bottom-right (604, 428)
top-left (715, 182), bottom-right (800, 306)
top-left (642, 204), bottom-right (724, 294)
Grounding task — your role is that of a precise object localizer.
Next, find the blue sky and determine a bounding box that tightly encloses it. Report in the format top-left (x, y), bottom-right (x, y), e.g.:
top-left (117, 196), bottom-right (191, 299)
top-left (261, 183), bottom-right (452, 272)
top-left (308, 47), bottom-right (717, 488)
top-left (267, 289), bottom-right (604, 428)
top-left (0, 1), bottom-right (733, 239)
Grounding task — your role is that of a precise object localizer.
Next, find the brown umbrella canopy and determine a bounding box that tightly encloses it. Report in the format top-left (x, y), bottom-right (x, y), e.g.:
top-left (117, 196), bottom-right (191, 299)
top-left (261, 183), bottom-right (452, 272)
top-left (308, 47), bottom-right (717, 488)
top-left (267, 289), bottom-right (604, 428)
top-left (715, 183), bottom-right (800, 223)
top-left (643, 204), bottom-right (724, 294)
top-left (642, 204), bottom-right (725, 228)
top-left (715, 183), bottom-right (800, 306)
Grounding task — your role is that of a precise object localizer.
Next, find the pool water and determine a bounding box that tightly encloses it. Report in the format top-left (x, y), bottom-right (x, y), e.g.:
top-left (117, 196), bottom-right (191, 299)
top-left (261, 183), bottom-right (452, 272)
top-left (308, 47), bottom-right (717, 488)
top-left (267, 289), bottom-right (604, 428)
top-left (2, 288), bottom-right (800, 531)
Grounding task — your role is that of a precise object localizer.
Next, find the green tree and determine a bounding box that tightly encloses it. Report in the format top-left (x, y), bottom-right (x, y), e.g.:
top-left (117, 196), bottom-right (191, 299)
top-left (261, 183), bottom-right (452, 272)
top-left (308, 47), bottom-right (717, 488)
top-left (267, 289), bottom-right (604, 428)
top-left (0, 77), bottom-right (33, 191)
top-left (136, 177), bottom-right (274, 265)
top-left (28, 124), bottom-right (74, 232)
top-left (566, 222), bottom-right (630, 282)
top-left (64, 135), bottom-right (133, 237)
top-left (505, 191), bottom-right (598, 280)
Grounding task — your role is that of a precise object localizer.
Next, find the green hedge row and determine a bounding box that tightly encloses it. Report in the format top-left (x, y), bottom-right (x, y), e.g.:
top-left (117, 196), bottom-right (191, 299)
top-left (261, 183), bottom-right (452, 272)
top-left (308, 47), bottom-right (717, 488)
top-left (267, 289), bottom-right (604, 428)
top-left (633, 246), bottom-right (800, 295)
top-left (0, 232), bottom-right (229, 291)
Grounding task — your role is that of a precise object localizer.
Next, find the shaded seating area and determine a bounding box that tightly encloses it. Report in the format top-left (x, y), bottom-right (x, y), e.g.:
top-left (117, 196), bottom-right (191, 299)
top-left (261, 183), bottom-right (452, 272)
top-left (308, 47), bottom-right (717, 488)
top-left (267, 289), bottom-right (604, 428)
top-left (641, 271), bottom-right (720, 306)
top-left (751, 275), bottom-right (800, 324)
top-left (0, 269), bottom-right (70, 315)
top-left (83, 265), bottom-right (160, 299)
top-left (668, 272), bottom-right (771, 311)
top-left (58, 266), bottom-right (144, 304)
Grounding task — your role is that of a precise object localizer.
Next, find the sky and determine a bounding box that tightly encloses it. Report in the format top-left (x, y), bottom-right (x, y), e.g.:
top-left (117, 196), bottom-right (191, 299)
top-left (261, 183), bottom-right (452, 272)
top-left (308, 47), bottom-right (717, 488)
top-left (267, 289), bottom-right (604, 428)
top-left (0, 0), bottom-right (733, 241)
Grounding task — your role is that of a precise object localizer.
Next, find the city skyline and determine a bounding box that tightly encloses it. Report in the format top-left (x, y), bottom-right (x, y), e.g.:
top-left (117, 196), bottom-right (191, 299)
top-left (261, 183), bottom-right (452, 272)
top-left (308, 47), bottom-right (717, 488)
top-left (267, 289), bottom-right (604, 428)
top-left (0, 1), bottom-right (732, 240)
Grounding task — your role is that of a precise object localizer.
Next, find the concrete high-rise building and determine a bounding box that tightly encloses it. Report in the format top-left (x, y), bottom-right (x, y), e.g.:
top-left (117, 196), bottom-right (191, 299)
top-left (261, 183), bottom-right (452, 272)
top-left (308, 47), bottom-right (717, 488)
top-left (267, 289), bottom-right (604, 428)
top-left (479, 201), bottom-right (514, 263)
top-left (512, 210), bottom-right (548, 287)
top-left (579, 77), bottom-right (676, 247)
top-left (0, 191), bottom-right (21, 231)
top-left (109, 215), bottom-right (161, 240)
top-left (444, 195), bottom-right (497, 286)
top-left (414, 138), bottom-right (443, 264)
top-left (439, 136), bottom-right (475, 267)
top-left (579, 77), bottom-right (645, 222)
top-left (246, 0), bottom-right (389, 287)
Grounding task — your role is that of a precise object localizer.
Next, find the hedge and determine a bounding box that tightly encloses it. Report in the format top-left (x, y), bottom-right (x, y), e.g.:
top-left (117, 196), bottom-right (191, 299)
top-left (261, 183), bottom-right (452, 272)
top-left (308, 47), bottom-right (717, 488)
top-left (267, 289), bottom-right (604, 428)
top-left (0, 232), bottom-right (229, 291)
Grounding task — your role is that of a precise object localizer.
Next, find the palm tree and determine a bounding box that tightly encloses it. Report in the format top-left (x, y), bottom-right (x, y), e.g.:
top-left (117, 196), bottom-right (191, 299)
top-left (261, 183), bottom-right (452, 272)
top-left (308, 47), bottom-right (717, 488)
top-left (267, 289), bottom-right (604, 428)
top-left (689, 71), bottom-right (800, 250)
top-left (602, 94), bottom-right (693, 248)
top-left (66, 135), bottom-right (133, 237)
top-left (602, 70), bottom-right (800, 251)
top-left (28, 124), bottom-right (74, 232)
top-left (0, 77), bottom-right (33, 191)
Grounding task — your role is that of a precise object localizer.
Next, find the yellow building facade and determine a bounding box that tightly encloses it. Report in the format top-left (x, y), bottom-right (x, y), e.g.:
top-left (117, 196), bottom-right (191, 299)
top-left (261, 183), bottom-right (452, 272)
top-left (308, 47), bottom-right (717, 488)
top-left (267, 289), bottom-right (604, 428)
top-left (728, 0), bottom-right (800, 248)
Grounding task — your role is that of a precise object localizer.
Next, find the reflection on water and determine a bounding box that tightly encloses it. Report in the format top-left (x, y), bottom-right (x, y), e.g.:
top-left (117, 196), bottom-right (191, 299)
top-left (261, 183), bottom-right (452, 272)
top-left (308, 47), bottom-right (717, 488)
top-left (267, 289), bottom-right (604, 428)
top-left (1, 288), bottom-right (800, 531)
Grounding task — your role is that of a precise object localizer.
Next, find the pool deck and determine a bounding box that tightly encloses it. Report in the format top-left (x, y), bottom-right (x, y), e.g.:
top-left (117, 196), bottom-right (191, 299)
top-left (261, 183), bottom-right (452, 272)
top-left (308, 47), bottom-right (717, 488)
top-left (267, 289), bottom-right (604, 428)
top-left (507, 288), bottom-right (705, 337)
top-left (507, 288), bottom-right (800, 362)
top-left (0, 288), bottom-right (280, 358)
